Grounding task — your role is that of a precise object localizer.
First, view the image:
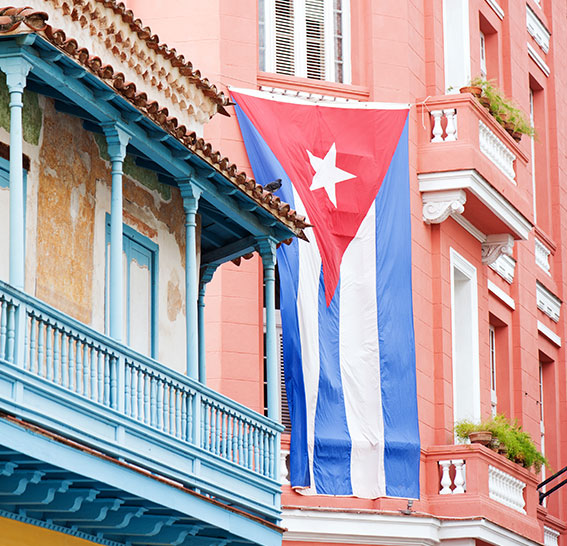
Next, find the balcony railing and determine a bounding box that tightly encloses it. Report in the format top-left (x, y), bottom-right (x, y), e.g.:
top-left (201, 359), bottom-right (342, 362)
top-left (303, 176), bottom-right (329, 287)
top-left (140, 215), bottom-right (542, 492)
top-left (425, 444), bottom-right (542, 543)
top-left (0, 280), bottom-right (282, 520)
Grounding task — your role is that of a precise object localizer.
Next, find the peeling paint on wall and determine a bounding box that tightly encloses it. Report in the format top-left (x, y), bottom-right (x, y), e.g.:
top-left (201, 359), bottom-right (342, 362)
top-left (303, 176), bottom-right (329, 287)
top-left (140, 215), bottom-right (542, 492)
top-left (0, 72), bottom-right (43, 146)
top-left (92, 132), bottom-right (172, 201)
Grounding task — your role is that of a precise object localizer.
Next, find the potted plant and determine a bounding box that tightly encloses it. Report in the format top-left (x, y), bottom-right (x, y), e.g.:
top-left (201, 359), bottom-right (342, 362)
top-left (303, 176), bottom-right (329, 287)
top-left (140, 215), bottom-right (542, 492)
top-left (455, 414), bottom-right (548, 472)
top-left (469, 77), bottom-right (535, 142)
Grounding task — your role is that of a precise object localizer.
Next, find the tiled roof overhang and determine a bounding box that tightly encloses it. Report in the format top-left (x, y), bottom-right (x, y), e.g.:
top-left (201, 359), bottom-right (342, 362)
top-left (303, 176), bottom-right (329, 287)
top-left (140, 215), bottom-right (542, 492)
top-left (0, 6), bottom-right (308, 239)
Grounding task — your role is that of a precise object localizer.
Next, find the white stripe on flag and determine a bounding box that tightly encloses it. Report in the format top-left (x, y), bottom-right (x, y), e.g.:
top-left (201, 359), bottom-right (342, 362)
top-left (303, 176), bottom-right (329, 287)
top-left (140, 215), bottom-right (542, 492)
top-left (294, 189), bottom-right (322, 493)
top-left (339, 202), bottom-right (386, 498)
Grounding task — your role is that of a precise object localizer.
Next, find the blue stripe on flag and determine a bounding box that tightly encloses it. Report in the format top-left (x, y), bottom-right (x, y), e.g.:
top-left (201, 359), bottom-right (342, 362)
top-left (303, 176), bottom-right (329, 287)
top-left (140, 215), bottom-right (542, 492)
top-left (233, 102), bottom-right (311, 487)
top-left (375, 119), bottom-right (420, 498)
top-left (313, 271), bottom-right (353, 494)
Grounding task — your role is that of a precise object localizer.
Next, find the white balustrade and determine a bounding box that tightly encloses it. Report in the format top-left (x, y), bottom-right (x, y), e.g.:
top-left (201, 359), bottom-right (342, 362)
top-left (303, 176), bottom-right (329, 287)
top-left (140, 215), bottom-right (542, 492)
top-left (544, 526), bottom-right (560, 546)
top-left (430, 109), bottom-right (458, 143)
top-left (479, 120), bottom-right (516, 181)
top-left (488, 465), bottom-right (526, 513)
top-left (438, 459), bottom-right (466, 495)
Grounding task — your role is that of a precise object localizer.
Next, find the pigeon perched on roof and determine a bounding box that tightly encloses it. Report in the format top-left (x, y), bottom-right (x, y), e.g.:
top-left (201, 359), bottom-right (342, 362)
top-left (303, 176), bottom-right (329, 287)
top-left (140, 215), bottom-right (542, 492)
top-left (263, 179), bottom-right (282, 192)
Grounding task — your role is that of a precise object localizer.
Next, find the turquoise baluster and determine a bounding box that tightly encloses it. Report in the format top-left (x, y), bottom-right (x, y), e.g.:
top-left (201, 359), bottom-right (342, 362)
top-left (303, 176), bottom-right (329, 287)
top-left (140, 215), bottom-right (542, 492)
top-left (60, 331), bottom-right (68, 388)
top-left (231, 414), bottom-right (238, 463)
top-left (144, 372), bottom-right (150, 425)
top-left (36, 319), bottom-right (44, 375)
top-left (96, 351), bottom-right (103, 404)
top-left (175, 388), bottom-right (181, 438)
top-left (237, 419), bottom-right (244, 466)
top-left (253, 427), bottom-right (259, 472)
top-left (83, 343), bottom-right (89, 398)
top-left (156, 377), bottom-right (163, 431)
top-left (180, 390), bottom-right (187, 441)
top-left (150, 375), bottom-right (157, 427)
top-left (75, 337), bottom-right (83, 395)
top-left (222, 411), bottom-right (228, 458)
top-left (168, 384), bottom-right (174, 434)
top-left (0, 300), bottom-right (6, 361)
top-left (45, 323), bottom-right (52, 381)
top-left (68, 335), bottom-right (75, 391)
top-left (243, 421), bottom-right (249, 468)
top-left (103, 353), bottom-right (110, 406)
top-left (28, 315), bottom-right (36, 373)
top-left (90, 346), bottom-right (96, 400)
top-left (258, 428), bottom-right (264, 475)
top-left (124, 363), bottom-right (131, 416)
top-left (269, 434), bottom-right (276, 479)
top-left (110, 355), bottom-right (118, 409)
top-left (130, 366), bottom-right (137, 420)
top-left (5, 304), bottom-right (15, 364)
top-left (264, 431), bottom-right (270, 477)
top-left (53, 327), bottom-right (60, 384)
top-left (137, 368), bottom-right (144, 422)
top-left (204, 401), bottom-right (210, 452)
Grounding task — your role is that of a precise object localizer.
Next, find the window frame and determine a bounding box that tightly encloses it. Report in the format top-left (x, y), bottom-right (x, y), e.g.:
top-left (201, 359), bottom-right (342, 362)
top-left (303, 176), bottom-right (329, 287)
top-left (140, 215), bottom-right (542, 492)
top-left (104, 215), bottom-right (159, 359)
top-left (260, 0), bottom-right (352, 84)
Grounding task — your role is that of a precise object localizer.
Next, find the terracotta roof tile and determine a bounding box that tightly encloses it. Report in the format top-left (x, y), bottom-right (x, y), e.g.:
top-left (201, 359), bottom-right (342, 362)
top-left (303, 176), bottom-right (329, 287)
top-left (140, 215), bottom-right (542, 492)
top-left (0, 6), bottom-right (309, 238)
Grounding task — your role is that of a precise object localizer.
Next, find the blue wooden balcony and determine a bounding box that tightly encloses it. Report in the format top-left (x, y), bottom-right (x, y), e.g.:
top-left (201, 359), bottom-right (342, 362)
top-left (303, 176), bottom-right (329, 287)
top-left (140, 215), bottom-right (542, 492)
top-left (0, 280), bottom-right (282, 522)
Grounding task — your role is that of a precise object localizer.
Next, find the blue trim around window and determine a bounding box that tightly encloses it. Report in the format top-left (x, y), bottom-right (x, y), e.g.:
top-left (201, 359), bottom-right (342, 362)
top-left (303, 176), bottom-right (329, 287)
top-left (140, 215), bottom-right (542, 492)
top-left (105, 213), bottom-right (159, 359)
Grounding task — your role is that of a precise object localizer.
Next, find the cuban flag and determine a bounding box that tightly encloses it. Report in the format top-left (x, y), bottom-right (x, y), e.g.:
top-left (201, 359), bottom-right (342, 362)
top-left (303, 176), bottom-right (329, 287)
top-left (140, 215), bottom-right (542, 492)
top-left (231, 88), bottom-right (420, 499)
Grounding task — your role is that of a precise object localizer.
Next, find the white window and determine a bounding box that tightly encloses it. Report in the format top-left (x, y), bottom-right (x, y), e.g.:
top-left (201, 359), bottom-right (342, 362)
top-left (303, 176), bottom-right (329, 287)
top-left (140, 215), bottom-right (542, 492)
top-left (259, 0), bottom-right (351, 84)
top-left (479, 31), bottom-right (487, 77)
top-left (450, 249), bottom-right (480, 426)
top-left (489, 325), bottom-right (497, 416)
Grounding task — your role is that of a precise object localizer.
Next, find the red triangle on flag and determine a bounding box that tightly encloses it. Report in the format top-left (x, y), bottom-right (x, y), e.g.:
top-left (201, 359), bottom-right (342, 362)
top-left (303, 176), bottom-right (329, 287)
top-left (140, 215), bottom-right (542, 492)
top-left (232, 92), bottom-right (408, 305)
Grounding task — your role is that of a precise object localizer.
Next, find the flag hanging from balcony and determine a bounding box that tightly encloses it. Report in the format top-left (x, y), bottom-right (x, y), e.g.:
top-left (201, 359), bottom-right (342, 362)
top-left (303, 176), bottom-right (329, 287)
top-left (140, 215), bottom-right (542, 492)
top-left (231, 88), bottom-right (420, 499)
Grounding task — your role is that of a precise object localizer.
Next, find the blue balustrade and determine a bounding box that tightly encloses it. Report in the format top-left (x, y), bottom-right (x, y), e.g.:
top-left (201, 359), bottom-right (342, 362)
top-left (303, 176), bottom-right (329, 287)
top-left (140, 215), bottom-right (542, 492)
top-left (0, 281), bottom-right (282, 519)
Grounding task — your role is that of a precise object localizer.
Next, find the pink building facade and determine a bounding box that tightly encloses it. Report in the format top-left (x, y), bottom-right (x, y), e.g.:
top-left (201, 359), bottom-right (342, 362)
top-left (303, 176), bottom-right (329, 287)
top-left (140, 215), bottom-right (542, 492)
top-left (124, 1), bottom-right (567, 545)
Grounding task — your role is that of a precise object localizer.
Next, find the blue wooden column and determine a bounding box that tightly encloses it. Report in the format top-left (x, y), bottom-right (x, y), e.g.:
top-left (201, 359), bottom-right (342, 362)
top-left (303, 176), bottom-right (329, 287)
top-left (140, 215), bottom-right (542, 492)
top-left (179, 180), bottom-right (202, 380)
top-left (101, 124), bottom-right (130, 341)
top-left (257, 238), bottom-right (279, 421)
top-left (198, 265), bottom-right (217, 384)
top-left (0, 57), bottom-right (32, 291)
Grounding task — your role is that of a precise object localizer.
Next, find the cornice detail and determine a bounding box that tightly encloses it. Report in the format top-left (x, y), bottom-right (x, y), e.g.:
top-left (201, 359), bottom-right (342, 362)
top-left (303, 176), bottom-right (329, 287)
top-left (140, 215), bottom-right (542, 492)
top-left (536, 281), bottom-right (561, 322)
top-left (482, 234), bottom-right (514, 265)
top-left (422, 189), bottom-right (466, 224)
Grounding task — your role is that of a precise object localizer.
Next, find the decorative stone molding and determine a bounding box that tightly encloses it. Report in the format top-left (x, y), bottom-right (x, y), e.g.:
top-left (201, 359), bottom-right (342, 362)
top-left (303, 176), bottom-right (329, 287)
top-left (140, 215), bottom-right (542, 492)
top-left (488, 280), bottom-right (515, 310)
top-left (479, 120), bottom-right (516, 181)
top-left (418, 170), bottom-right (532, 241)
top-left (488, 465), bottom-right (526, 514)
top-left (528, 43), bottom-right (551, 78)
top-left (535, 238), bottom-right (551, 274)
top-left (422, 190), bottom-right (466, 224)
top-left (485, 0), bottom-right (504, 20)
top-left (544, 526), bottom-right (560, 546)
top-left (536, 282), bottom-right (561, 322)
top-left (538, 320), bottom-right (561, 348)
top-left (527, 5), bottom-right (550, 54)
top-left (489, 254), bottom-right (516, 284)
top-left (481, 234), bottom-right (514, 265)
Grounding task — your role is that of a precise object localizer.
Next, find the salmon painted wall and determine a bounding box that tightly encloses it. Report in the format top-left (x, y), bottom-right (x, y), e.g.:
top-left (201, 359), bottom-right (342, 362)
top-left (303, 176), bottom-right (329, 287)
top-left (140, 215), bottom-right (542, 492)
top-left (124, 0), bottom-right (567, 535)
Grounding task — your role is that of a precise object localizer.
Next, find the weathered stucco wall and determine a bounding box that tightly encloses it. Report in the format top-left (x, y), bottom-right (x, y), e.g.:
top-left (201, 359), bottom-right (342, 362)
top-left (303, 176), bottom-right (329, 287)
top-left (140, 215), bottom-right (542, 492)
top-left (0, 77), bottom-right (188, 371)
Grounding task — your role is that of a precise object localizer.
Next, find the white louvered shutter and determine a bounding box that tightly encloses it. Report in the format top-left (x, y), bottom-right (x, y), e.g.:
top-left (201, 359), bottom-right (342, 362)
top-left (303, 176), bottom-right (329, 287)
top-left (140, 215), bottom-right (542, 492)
top-left (305, 0), bottom-right (326, 80)
top-left (275, 0), bottom-right (295, 75)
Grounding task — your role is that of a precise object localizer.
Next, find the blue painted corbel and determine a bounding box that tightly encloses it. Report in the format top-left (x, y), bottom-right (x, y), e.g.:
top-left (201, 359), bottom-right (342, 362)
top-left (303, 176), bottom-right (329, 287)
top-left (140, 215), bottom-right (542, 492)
top-left (0, 56), bottom-right (32, 291)
top-left (256, 237), bottom-right (278, 422)
top-left (178, 178), bottom-right (202, 380)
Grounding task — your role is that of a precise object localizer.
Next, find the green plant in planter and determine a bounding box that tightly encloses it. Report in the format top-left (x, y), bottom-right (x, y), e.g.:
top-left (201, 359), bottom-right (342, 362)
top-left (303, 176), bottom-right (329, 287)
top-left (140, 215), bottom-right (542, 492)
top-left (470, 77), bottom-right (536, 138)
top-left (454, 414), bottom-right (548, 472)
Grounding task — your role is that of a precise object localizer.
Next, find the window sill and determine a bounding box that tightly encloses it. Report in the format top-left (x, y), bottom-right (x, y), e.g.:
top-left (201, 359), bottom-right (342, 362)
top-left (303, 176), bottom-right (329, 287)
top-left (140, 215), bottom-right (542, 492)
top-left (257, 72), bottom-right (370, 102)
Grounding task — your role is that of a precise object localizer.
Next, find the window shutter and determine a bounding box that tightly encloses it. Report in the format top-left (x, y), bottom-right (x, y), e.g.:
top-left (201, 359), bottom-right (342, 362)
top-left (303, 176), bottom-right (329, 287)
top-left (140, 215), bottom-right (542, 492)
top-left (275, 0), bottom-right (295, 76)
top-left (305, 0), bottom-right (326, 80)
top-left (279, 330), bottom-right (292, 431)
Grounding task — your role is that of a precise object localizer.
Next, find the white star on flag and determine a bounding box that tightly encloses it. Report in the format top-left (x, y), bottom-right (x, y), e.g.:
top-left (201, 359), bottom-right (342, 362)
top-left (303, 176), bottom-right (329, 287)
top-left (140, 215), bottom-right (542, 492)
top-left (307, 143), bottom-right (356, 207)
